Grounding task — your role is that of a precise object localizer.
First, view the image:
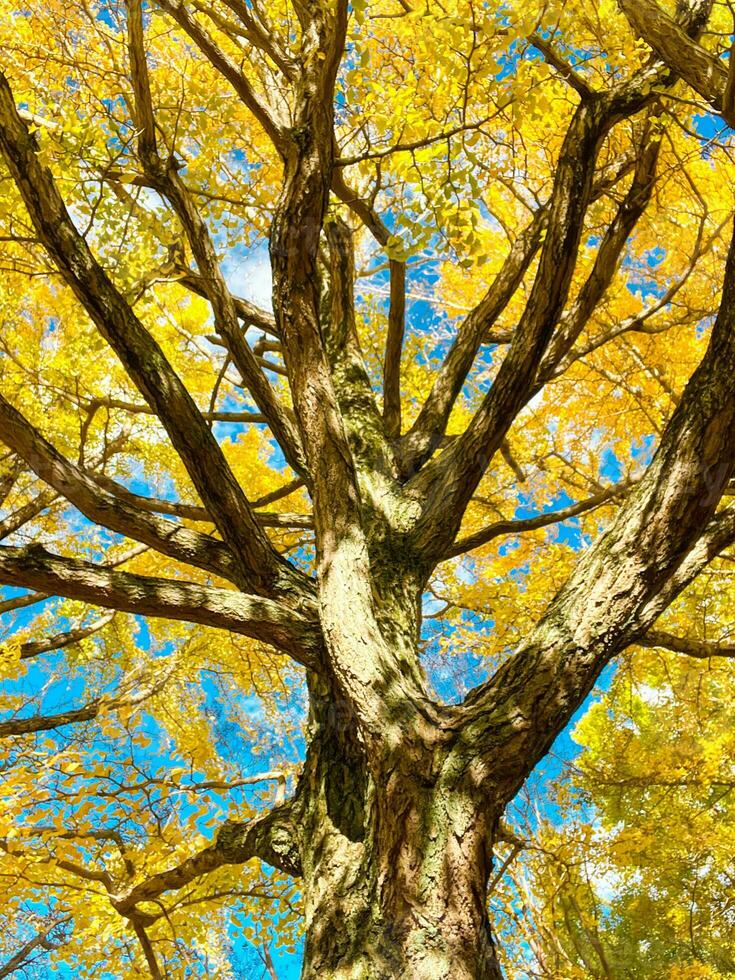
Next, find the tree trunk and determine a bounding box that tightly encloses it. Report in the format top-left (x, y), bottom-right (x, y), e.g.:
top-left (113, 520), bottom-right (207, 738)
top-left (295, 676), bottom-right (505, 980)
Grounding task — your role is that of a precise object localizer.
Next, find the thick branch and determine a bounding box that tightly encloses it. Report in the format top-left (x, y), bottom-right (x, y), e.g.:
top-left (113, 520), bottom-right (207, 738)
top-left (410, 69), bottom-right (672, 566)
top-left (618, 0), bottom-right (734, 125)
top-left (410, 99), bottom-right (612, 560)
top-left (0, 545), bottom-right (322, 666)
top-left (537, 118), bottom-right (662, 381)
top-left (111, 800), bottom-right (301, 920)
top-left (323, 218), bottom-right (393, 474)
top-left (453, 218), bottom-right (735, 806)
top-left (126, 0), bottom-right (306, 477)
top-left (331, 171), bottom-right (406, 441)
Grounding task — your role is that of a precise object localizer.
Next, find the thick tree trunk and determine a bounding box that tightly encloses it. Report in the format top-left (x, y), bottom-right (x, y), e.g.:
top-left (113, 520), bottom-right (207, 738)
top-left (295, 677), bottom-right (504, 980)
top-left (299, 784), bottom-right (503, 979)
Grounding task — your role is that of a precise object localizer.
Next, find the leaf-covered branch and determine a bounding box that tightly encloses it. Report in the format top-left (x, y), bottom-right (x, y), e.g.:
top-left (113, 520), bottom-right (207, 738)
top-left (0, 390), bottom-right (244, 583)
top-left (0, 654), bottom-right (174, 737)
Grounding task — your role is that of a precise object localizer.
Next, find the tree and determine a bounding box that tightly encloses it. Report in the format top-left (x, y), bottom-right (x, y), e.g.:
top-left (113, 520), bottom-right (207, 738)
top-left (518, 644), bottom-right (735, 978)
top-left (1, 0), bottom-right (735, 974)
top-left (485, 617), bottom-right (735, 977)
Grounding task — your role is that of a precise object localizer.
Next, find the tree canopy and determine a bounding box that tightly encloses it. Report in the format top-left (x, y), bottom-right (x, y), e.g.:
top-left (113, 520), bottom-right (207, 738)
top-left (1, 0), bottom-right (735, 976)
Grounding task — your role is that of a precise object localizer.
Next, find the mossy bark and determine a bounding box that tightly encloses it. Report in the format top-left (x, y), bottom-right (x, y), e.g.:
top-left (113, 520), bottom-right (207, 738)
top-left (293, 676), bottom-right (504, 980)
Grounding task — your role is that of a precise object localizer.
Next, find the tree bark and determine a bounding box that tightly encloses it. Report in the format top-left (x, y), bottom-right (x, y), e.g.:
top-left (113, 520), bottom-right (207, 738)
top-left (291, 675), bottom-right (505, 980)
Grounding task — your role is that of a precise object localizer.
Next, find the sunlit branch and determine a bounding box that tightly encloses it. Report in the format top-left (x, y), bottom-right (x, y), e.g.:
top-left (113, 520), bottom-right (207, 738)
top-left (639, 628), bottom-right (735, 659)
top-left (618, 0), bottom-right (734, 125)
top-left (322, 218), bottom-right (392, 468)
top-left (155, 0), bottom-right (287, 153)
top-left (111, 799), bottom-right (302, 920)
top-left (0, 391), bottom-right (244, 584)
top-left (445, 481), bottom-right (634, 559)
top-left (18, 610), bottom-right (116, 660)
top-left (529, 34), bottom-right (594, 99)
top-left (331, 170), bottom-right (406, 441)
top-left (126, 0), bottom-right (306, 479)
top-left (0, 544), bottom-right (322, 667)
top-left (0, 653), bottom-right (176, 737)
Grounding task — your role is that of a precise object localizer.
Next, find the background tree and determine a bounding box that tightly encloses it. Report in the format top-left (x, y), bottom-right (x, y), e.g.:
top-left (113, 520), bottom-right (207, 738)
top-left (1, 0), bottom-right (735, 976)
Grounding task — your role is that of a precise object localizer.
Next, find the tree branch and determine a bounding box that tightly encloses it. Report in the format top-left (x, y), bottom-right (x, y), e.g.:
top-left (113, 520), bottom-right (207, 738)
top-left (537, 115), bottom-right (662, 382)
top-left (618, 0), bottom-right (733, 125)
top-left (110, 799), bottom-right (301, 920)
top-left (0, 653), bottom-right (176, 737)
top-left (397, 145), bottom-right (641, 478)
top-left (0, 919), bottom-right (70, 979)
top-left (0, 71), bottom-right (304, 602)
top-left (88, 473), bottom-right (313, 529)
top-left (0, 545), bottom-right (322, 667)
top-left (322, 218), bottom-right (393, 473)
top-left (175, 266), bottom-right (278, 336)
top-left (639, 628), bottom-right (735, 659)
top-left (445, 480), bottom-right (634, 559)
top-left (530, 34), bottom-right (594, 99)
top-left (19, 611), bottom-right (116, 660)
top-left (126, 0), bottom-right (306, 478)
top-left (453, 214), bottom-right (735, 807)
top-left (155, 0), bottom-right (287, 152)
top-left (330, 171), bottom-right (406, 441)
top-left (409, 80), bottom-right (658, 562)
top-left (0, 390), bottom-right (244, 583)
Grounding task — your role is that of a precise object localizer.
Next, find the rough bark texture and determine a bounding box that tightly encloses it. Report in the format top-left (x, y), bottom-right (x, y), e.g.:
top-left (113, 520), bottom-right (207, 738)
top-left (294, 677), bottom-right (503, 980)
